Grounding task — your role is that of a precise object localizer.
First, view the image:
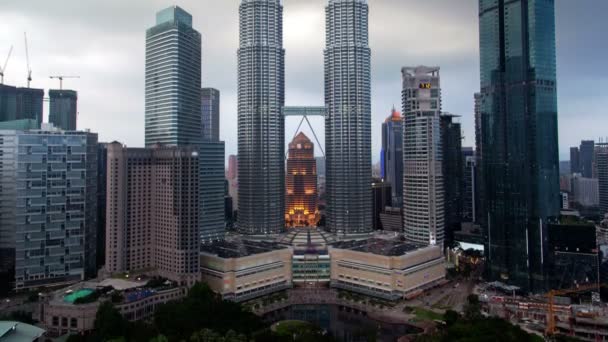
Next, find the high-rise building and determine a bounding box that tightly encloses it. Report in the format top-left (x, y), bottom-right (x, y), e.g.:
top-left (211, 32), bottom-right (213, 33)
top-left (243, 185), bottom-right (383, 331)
top-left (201, 88), bottom-right (220, 141)
top-left (0, 129), bottom-right (98, 290)
top-left (105, 142), bottom-right (200, 286)
top-left (200, 141), bottom-right (226, 242)
top-left (96, 143), bottom-right (108, 270)
top-left (325, 0), bottom-right (372, 235)
top-left (441, 113), bottom-right (463, 246)
top-left (372, 179), bottom-right (392, 231)
top-left (473, 92), bottom-right (485, 226)
top-left (0, 84), bottom-right (44, 126)
top-left (479, 0), bottom-right (560, 291)
top-left (285, 133), bottom-right (318, 228)
top-left (462, 148), bottom-right (476, 222)
top-left (595, 143), bottom-right (608, 214)
top-left (49, 90), bottom-right (78, 131)
top-left (402, 66), bottom-right (444, 246)
top-left (570, 147), bottom-right (580, 174)
top-left (227, 154), bottom-right (238, 180)
top-left (381, 107), bottom-right (403, 207)
top-left (237, 0), bottom-right (285, 235)
top-left (580, 140), bottom-right (595, 179)
top-left (571, 174), bottom-right (599, 208)
top-left (145, 6), bottom-right (202, 147)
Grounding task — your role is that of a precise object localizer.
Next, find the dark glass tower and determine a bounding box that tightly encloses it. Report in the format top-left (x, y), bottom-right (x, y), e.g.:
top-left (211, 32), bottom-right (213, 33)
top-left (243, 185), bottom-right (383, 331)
top-left (479, 0), bottom-right (560, 292)
top-left (49, 89), bottom-right (77, 130)
top-left (580, 140), bottom-right (595, 178)
top-left (570, 147), bottom-right (580, 174)
top-left (237, 0), bottom-right (285, 235)
top-left (325, 0), bottom-right (372, 235)
top-left (381, 108), bottom-right (403, 207)
top-left (201, 88), bottom-right (220, 141)
top-left (441, 114), bottom-right (463, 247)
top-left (145, 6), bottom-right (201, 147)
top-left (0, 84), bottom-right (43, 126)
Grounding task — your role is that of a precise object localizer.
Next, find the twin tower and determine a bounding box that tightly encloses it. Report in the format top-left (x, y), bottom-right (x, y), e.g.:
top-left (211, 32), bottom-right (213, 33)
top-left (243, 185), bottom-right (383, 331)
top-left (237, 0), bottom-right (372, 236)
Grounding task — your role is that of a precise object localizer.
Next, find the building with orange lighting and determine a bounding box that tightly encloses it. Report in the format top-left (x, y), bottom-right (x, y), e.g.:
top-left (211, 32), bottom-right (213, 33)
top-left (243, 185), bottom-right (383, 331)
top-left (286, 133), bottom-right (319, 227)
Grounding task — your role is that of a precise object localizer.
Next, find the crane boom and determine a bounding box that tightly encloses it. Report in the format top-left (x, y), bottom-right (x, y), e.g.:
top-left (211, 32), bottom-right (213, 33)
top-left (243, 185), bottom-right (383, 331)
top-left (49, 75), bottom-right (80, 90)
top-left (0, 45), bottom-right (13, 85)
top-left (24, 33), bottom-right (32, 88)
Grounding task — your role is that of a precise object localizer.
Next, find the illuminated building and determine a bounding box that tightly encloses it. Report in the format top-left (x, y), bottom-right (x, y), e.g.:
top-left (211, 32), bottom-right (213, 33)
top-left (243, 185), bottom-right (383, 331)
top-left (285, 132), bottom-right (319, 228)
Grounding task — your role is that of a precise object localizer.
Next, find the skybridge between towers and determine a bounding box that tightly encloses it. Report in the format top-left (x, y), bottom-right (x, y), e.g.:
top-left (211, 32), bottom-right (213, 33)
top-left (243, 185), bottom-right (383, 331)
top-left (283, 106), bottom-right (326, 158)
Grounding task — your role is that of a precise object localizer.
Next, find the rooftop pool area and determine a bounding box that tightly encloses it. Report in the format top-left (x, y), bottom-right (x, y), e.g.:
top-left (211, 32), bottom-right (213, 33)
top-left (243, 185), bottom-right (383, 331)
top-left (64, 288), bottom-right (94, 303)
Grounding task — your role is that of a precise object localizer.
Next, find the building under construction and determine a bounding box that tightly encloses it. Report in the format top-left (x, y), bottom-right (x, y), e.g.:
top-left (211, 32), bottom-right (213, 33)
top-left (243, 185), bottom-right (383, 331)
top-left (285, 132), bottom-right (319, 228)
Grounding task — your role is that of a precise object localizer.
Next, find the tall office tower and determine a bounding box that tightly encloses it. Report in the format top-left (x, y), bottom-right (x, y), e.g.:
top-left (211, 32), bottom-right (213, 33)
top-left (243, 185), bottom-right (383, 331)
top-left (285, 133), bottom-right (318, 228)
top-left (402, 66), bottom-right (444, 246)
top-left (237, 0), bottom-right (285, 235)
top-left (227, 154), bottom-right (238, 180)
top-left (595, 144), bottom-right (608, 214)
top-left (0, 84), bottom-right (44, 126)
top-left (381, 107), bottom-right (404, 207)
top-left (462, 148), bottom-right (476, 222)
top-left (580, 140), bottom-right (595, 178)
top-left (106, 143), bottom-right (200, 286)
top-left (372, 179), bottom-right (392, 231)
top-left (570, 147), bottom-right (580, 174)
top-left (479, 0), bottom-right (560, 291)
top-left (48, 90), bottom-right (78, 131)
top-left (0, 129), bottom-right (97, 290)
top-left (96, 143), bottom-right (108, 270)
top-left (145, 6), bottom-right (202, 147)
top-left (201, 88), bottom-right (220, 141)
top-left (441, 114), bottom-right (463, 246)
top-left (473, 92), bottom-right (485, 226)
top-left (571, 174), bottom-right (599, 208)
top-left (325, 0), bottom-right (372, 235)
top-left (200, 141), bottom-right (226, 242)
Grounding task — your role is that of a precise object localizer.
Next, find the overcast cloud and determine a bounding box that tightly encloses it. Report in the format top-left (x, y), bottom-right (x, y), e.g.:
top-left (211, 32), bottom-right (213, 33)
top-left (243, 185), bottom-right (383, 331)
top-left (1, 0), bottom-right (606, 162)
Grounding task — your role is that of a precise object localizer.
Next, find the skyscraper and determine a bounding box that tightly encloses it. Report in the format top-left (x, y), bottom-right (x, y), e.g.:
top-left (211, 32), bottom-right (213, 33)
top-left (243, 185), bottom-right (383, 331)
top-left (49, 90), bottom-right (77, 131)
top-left (285, 133), bottom-right (318, 228)
top-left (145, 6), bottom-right (202, 147)
top-left (441, 114), bottom-right (463, 246)
top-left (0, 129), bottom-right (98, 290)
top-left (237, 0), bottom-right (285, 235)
top-left (199, 141), bottom-right (226, 242)
top-left (0, 84), bottom-right (43, 126)
top-left (381, 107), bottom-right (403, 207)
top-left (325, 0), bottom-right (372, 235)
top-left (402, 66), bottom-right (444, 246)
top-left (570, 147), bottom-right (580, 174)
top-left (479, 0), bottom-right (560, 291)
top-left (595, 143), bottom-right (608, 215)
top-left (473, 92), bottom-right (485, 226)
top-left (462, 148), bottom-right (476, 222)
top-left (580, 140), bottom-right (595, 178)
top-left (201, 88), bottom-right (220, 141)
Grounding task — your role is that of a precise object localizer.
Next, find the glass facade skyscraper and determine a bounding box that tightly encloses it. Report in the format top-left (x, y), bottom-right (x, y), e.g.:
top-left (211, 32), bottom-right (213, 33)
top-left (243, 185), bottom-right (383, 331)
top-left (145, 6), bottom-right (202, 147)
top-left (0, 84), bottom-right (43, 127)
top-left (0, 129), bottom-right (97, 290)
top-left (580, 140), bottom-right (595, 179)
top-left (237, 0), bottom-right (285, 235)
top-left (381, 108), bottom-right (403, 208)
top-left (49, 89), bottom-right (78, 131)
top-left (402, 66), bottom-right (444, 246)
top-left (324, 0), bottom-right (372, 235)
top-left (201, 88), bottom-right (220, 142)
top-left (479, 0), bottom-right (560, 292)
top-left (441, 114), bottom-right (463, 247)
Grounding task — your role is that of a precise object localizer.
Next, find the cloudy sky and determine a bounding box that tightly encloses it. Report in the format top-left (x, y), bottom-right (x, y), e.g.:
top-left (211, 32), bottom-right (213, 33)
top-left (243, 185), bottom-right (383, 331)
top-left (1, 0), bottom-right (606, 162)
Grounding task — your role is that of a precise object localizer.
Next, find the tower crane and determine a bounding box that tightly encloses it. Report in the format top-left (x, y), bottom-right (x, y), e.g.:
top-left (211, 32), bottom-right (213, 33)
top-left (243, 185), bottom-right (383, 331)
top-left (0, 45), bottom-right (13, 85)
top-left (49, 75), bottom-right (80, 90)
top-left (545, 283), bottom-right (601, 337)
top-left (24, 33), bottom-right (32, 88)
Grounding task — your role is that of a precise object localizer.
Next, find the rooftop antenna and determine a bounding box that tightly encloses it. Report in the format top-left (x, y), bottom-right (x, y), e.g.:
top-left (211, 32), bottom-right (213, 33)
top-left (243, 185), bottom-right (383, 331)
top-left (24, 33), bottom-right (32, 87)
top-left (0, 45), bottom-right (13, 85)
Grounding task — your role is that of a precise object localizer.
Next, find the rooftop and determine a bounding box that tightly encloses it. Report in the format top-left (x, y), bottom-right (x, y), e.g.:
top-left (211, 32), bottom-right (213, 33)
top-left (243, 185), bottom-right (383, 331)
top-left (0, 321), bottom-right (45, 342)
top-left (200, 240), bottom-right (288, 258)
top-left (330, 238), bottom-right (425, 256)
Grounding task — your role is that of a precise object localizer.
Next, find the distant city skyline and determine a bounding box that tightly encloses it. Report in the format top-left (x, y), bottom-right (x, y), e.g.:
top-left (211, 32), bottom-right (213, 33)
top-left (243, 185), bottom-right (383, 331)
top-left (1, 0), bottom-right (606, 162)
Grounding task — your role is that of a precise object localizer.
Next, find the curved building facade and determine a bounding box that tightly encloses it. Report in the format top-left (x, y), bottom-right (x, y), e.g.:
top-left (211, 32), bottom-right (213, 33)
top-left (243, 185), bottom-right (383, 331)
top-left (324, 0), bottom-right (372, 235)
top-left (402, 66), bottom-right (444, 246)
top-left (237, 0), bottom-right (285, 234)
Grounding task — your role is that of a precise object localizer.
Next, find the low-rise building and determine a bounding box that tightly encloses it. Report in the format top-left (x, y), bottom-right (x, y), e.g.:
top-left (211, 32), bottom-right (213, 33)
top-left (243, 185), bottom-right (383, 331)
top-left (200, 240), bottom-right (292, 302)
top-left (329, 239), bottom-right (445, 300)
top-left (42, 278), bottom-right (186, 337)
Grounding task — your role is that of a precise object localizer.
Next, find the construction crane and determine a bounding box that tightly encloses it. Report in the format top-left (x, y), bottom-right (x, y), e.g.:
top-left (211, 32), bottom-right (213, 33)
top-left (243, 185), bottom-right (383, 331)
top-left (545, 283), bottom-right (601, 336)
top-left (24, 33), bottom-right (32, 88)
top-left (0, 45), bottom-right (13, 85)
top-left (49, 75), bottom-right (79, 90)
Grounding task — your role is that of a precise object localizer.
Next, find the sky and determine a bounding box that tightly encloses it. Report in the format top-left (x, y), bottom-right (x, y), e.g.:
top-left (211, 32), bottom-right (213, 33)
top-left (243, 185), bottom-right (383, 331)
top-left (1, 0), bottom-right (606, 162)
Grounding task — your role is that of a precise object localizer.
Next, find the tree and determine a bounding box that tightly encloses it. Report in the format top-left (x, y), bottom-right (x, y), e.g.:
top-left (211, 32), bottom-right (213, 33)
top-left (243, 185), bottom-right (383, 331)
top-left (463, 294), bottom-right (482, 321)
top-left (94, 302), bottom-right (128, 341)
top-left (149, 335), bottom-right (169, 342)
top-left (443, 310), bottom-right (459, 326)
